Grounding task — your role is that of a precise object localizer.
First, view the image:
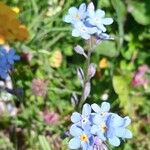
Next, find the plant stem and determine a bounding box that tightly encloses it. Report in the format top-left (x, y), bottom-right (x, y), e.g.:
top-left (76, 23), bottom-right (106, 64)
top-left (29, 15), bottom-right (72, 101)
top-left (78, 38), bottom-right (93, 110)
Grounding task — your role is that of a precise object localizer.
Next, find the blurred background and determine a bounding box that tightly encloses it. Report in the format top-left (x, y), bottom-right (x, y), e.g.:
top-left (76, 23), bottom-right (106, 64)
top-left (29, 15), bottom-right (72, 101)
top-left (0, 0), bottom-right (150, 149)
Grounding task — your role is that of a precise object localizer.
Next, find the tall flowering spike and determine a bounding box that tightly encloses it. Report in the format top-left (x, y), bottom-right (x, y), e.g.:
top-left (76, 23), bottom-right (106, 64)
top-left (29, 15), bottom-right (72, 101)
top-left (0, 45), bottom-right (20, 79)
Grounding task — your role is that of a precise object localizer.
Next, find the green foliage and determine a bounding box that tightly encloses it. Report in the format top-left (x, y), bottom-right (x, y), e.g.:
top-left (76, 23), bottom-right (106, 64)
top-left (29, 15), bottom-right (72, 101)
top-left (0, 0), bottom-right (150, 150)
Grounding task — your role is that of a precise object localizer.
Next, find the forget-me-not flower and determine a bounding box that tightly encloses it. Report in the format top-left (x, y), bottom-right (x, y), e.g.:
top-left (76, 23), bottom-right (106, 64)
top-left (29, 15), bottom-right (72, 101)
top-left (87, 2), bottom-right (113, 32)
top-left (63, 3), bottom-right (87, 24)
top-left (68, 125), bottom-right (94, 150)
top-left (71, 103), bottom-right (93, 128)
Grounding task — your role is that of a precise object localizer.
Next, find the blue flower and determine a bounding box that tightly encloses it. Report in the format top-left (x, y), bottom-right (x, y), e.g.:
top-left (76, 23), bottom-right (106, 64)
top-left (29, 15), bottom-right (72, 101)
top-left (91, 113), bottom-right (132, 147)
top-left (87, 2), bottom-right (113, 32)
top-left (90, 114), bottom-right (108, 141)
top-left (91, 102), bottom-right (110, 116)
top-left (72, 21), bottom-right (97, 39)
top-left (68, 125), bottom-right (94, 150)
top-left (106, 114), bottom-right (132, 146)
top-left (63, 3), bottom-right (87, 24)
top-left (71, 103), bottom-right (93, 128)
top-left (0, 45), bottom-right (20, 79)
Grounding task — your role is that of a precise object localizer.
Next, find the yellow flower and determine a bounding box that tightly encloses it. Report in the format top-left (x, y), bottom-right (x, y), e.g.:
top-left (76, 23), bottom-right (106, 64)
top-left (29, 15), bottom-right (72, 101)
top-left (99, 58), bottom-right (108, 69)
top-left (50, 50), bottom-right (63, 68)
top-left (0, 2), bottom-right (28, 43)
top-left (0, 35), bottom-right (5, 44)
top-left (11, 7), bottom-right (20, 14)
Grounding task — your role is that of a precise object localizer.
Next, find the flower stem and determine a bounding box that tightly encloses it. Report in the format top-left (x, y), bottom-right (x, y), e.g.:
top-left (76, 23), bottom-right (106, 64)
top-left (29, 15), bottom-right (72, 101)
top-left (78, 38), bottom-right (93, 110)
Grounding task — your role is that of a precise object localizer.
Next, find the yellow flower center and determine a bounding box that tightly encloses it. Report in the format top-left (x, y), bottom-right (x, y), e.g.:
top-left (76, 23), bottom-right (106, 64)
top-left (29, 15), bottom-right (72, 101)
top-left (80, 134), bottom-right (88, 142)
top-left (100, 123), bottom-right (107, 133)
top-left (75, 13), bottom-right (80, 19)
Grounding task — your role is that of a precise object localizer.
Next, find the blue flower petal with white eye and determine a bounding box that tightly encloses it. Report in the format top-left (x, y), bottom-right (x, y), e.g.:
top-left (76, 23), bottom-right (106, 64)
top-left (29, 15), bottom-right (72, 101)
top-left (70, 125), bottom-right (82, 137)
top-left (71, 112), bottom-right (81, 123)
top-left (82, 103), bottom-right (91, 116)
top-left (101, 102), bottom-right (110, 112)
top-left (68, 137), bottom-right (81, 149)
top-left (108, 136), bottom-right (120, 147)
top-left (116, 128), bottom-right (132, 139)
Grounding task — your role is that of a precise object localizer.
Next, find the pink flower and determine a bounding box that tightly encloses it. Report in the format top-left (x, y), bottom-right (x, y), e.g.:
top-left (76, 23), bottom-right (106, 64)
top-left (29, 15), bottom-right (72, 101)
top-left (43, 110), bottom-right (59, 125)
top-left (31, 79), bottom-right (48, 97)
top-left (132, 65), bottom-right (149, 87)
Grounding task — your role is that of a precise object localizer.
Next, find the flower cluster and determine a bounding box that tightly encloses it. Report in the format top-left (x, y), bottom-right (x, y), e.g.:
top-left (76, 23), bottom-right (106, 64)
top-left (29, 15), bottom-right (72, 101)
top-left (0, 45), bottom-right (20, 79)
top-left (63, 2), bottom-right (113, 40)
top-left (69, 102), bottom-right (132, 150)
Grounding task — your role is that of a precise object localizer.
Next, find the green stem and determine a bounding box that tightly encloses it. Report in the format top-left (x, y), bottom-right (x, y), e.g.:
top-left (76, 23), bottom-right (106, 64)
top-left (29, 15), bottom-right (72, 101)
top-left (78, 38), bottom-right (93, 110)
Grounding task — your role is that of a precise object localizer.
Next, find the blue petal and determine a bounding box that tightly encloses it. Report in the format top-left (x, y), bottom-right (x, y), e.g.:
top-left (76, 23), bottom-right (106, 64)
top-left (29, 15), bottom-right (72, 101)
top-left (101, 102), bottom-right (110, 112)
top-left (81, 141), bottom-right (88, 150)
top-left (88, 27), bottom-right (97, 34)
top-left (91, 103), bottom-right (101, 113)
top-left (82, 103), bottom-right (91, 116)
top-left (71, 112), bottom-right (81, 123)
top-left (102, 18), bottom-right (113, 25)
top-left (116, 128), bottom-right (132, 139)
top-left (68, 137), bottom-right (81, 149)
top-left (81, 33), bottom-right (90, 40)
top-left (108, 136), bottom-right (120, 147)
top-left (63, 15), bottom-right (72, 23)
top-left (93, 114), bottom-right (104, 124)
top-left (109, 114), bottom-right (124, 127)
top-left (68, 7), bottom-right (78, 15)
top-left (70, 125), bottom-right (82, 137)
top-left (124, 116), bottom-right (131, 127)
top-left (79, 3), bottom-right (86, 12)
top-left (97, 131), bottom-right (106, 141)
top-left (72, 29), bottom-right (80, 37)
top-left (96, 9), bottom-right (105, 18)
top-left (87, 2), bottom-right (95, 17)
top-left (91, 125), bottom-right (99, 134)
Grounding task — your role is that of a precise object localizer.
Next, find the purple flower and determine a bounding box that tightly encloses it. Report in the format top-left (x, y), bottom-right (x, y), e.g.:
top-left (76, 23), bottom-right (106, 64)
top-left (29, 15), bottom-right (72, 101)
top-left (68, 125), bottom-right (94, 150)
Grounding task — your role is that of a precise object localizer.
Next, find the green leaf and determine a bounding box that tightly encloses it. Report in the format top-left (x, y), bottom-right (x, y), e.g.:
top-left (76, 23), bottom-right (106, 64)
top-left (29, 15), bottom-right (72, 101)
top-left (113, 75), bottom-right (129, 95)
top-left (96, 41), bottom-right (118, 57)
top-left (38, 135), bottom-right (51, 150)
top-left (128, 0), bottom-right (150, 25)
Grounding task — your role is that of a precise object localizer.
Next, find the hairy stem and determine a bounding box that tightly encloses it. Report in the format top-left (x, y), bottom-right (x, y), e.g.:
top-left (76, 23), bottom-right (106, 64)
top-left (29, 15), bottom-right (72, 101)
top-left (78, 38), bottom-right (93, 110)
